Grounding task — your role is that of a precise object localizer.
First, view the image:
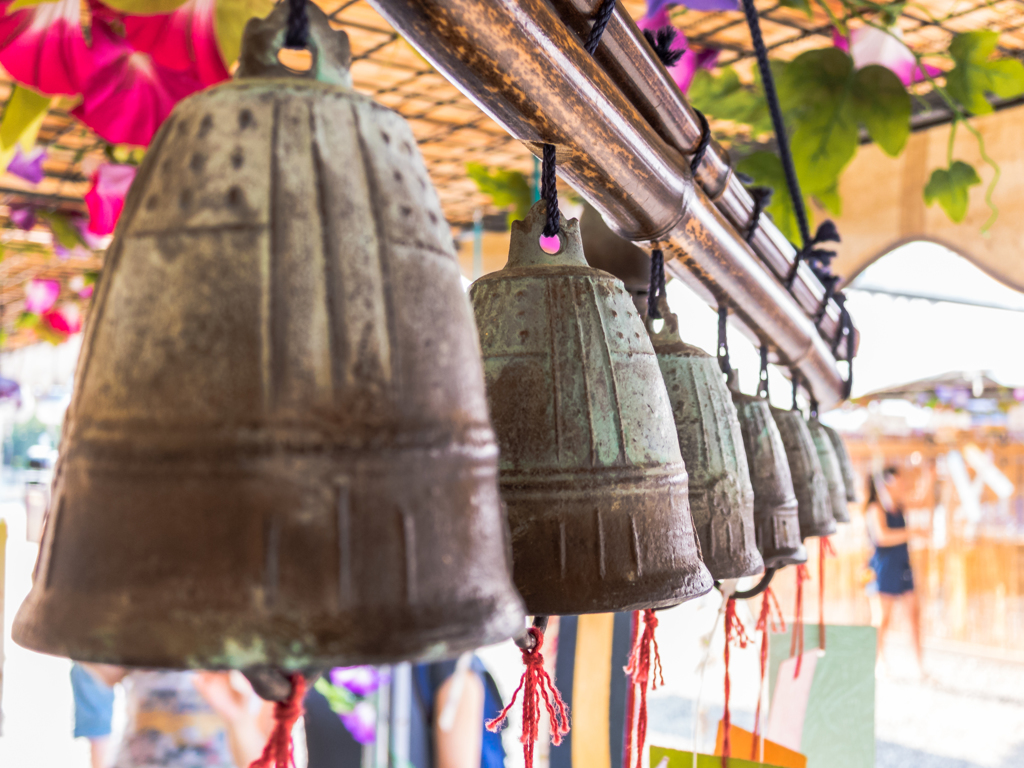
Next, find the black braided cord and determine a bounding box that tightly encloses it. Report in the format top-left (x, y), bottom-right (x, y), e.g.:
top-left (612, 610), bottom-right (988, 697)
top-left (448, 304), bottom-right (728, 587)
top-left (284, 0), bottom-right (309, 48)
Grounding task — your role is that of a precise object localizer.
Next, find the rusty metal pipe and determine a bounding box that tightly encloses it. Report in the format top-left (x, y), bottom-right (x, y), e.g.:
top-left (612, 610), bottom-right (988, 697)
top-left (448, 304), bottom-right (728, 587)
top-left (368, 0), bottom-right (848, 406)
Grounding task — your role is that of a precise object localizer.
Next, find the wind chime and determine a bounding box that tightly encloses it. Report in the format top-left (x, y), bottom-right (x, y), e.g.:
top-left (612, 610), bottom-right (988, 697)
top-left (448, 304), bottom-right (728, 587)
top-left (14, 2), bottom-right (526, 673)
top-left (807, 413), bottom-right (851, 523)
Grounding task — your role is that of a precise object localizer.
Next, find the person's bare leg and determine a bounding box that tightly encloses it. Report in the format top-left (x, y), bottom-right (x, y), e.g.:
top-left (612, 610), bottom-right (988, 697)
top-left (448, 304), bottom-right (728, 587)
top-left (89, 736), bottom-right (110, 768)
top-left (905, 590), bottom-right (925, 677)
top-left (877, 594), bottom-right (896, 673)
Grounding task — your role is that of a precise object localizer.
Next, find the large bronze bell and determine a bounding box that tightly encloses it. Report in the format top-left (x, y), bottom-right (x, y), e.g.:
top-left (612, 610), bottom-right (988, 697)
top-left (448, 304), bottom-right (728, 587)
top-left (469, 201), bottom-right (713, 615)
top-left (728, 375), bottom-right (806, 568)
top-left (808, 418), bottom-right (850, 523)
top-left (13, 4), bottom-right (525, 669)
top-left (647, 306), bottom-right (762, 579)
top-left (771, 407), bottom-right (837, 540)
top-left (823, 422), bottom-right (858, 502)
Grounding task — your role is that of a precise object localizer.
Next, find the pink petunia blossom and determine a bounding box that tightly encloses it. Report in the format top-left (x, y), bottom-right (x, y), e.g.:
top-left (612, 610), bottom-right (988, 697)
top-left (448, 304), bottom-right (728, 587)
top-left (7, 146), bottom-right (45, 184)
top-left (24, 279), bottom-right (59, 313)
top-left (834, 26), bottom-right (941, 86)
top-left (71, 21), bottom-right (205, 147)
top-left (0, 0), bottom-right (93, 95)
top-left (84, 163), bottom-right (137, 235)
top-left (42, 306), bottom-right (81, 335)
top-left (638, 9), bottom-right (719, 95)
top-left (124, 0), bottom-right (230, 87)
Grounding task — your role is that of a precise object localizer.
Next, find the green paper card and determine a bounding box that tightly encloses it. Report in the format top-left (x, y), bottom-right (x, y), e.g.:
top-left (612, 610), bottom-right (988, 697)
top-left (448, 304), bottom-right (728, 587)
top-left (650, 745), bottom-right (786, 768)
top-left (768, 625), bottom-right (876, 768)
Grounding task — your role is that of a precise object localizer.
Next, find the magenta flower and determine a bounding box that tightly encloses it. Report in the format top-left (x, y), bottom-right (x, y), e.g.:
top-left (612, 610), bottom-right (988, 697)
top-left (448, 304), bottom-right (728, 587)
top-left (85, 163), bottom-right (137, 235)
top-left (124, 0), bottom-right (230, 87)
top-left (647, 0), bottom-right (738, 15)
top-left (0, 0), bottom-right (93, 95)
top-left (71, 21), bottom-right (205, 147)
top-left (24, 279), bottom-right (59, 313)
top-left (42, 306), bottom-right (81, 335)
top-left (7, 146), bottom-right (45, 184)
top-left (9, 203), bottom-right (36, 230)
top-left (638, 9), bottom-right (719, 94)
top-left (339, 701), bottom-right (376, 745)
top-left (329, 666), bottom-right (384, 697)
top-left (834, 26), bottom-right (941, 86)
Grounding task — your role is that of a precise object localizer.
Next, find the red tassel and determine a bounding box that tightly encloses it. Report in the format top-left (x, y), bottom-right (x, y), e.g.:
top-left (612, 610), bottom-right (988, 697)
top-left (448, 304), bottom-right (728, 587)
top-left (751, 588), bottom-right (785, 761)
top-left (623, 609), bottom-right (664, 768)
top-left (722, 597), bottom-right (751, 767)
top-left (819, 536), bottom-right (835, 651)
top-left (790, 563), bottom-right (810, 678)
top-left (249, 674), bottom-right (306, 768)
top-left (486, 627), bottom-right (569, 768)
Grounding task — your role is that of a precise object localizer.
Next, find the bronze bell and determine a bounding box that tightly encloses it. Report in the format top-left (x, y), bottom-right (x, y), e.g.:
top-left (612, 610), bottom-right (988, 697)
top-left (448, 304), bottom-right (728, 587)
top-left (728, 374), bottom-right (806, 568)
top-left (808, 418), bottom-right (850, 523)
top-left (771, 407), bottom-right (837, 540)
top-left (823, 422), bottom-right (858, 502)
top-left (13, 4), bottom-right (525, 669)
top-left (469, 200), bottom-right (713, 615)
top-left (647, 306), bottom-right (762, 579)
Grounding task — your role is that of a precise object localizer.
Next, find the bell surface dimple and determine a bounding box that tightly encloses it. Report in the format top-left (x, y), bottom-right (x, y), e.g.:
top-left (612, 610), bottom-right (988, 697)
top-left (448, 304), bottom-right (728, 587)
top-left (648, 308), bottom-right (762, 580)
top-left (729, 375), bottom-right (806, 568)
top-left (771, 407), bottom-right (837, 540)
top-left (808, 418), bottom-right (850, 523)
top-left (13, 4), bottom-right (524, 669)
top-left (823, 422), bottom-right (858, 502)
top-left (469, 201), bottom-right (713, 616)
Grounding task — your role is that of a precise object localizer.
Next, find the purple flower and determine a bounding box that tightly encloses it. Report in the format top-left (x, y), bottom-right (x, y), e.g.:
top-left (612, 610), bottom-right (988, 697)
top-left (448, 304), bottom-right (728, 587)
top-left (329, 666), bottom-right (383, 697)
top-left (9, 204), bottom-right (36, 230)
top-left (648, 0), bottom-right (738, 15)
top-left (7, 146), bottom-right (46, 185)
top-left (339, 701), bottom-right (377, 744)
top-left (834, 26), bottom-right (941, 86)
top-left (24, 279), bottom-right (60, 313)
top-left (638, 10), bottom-right (720, 95)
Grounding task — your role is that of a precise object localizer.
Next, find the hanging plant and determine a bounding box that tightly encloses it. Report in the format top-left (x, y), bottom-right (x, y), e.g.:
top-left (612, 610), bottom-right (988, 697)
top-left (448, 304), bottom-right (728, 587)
top-left (466, 162), bottom-right (533, 226)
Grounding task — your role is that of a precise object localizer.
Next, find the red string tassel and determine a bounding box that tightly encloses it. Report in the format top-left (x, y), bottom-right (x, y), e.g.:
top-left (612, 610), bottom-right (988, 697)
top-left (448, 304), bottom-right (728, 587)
top-left (819, 536), bottom-right (836, 651)
top-left (249, 674), bottom-right (306, 768)
top-left (751, 588), bottom-right (785, 761)
top-left (623, 609), bottom-right (664, 768)
top-left (722, 597), bottom-right (751, 767)
top-left (487, 627), bottom-right (569, 768)
top-left (790, 563), bottom-right (810, 678)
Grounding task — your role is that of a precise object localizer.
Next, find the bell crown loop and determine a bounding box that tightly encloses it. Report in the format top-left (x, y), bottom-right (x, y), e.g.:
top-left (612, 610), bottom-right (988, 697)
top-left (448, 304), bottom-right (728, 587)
top-left (237, 2), bottom-right (353, 87)
top-left (507, 200), bottom-right (588, 270)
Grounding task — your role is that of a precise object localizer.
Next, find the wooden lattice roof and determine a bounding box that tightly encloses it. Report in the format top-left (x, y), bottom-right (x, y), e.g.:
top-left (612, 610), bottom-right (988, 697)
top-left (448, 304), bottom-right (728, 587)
top-left (1, 0), bottom-right (1021, 348)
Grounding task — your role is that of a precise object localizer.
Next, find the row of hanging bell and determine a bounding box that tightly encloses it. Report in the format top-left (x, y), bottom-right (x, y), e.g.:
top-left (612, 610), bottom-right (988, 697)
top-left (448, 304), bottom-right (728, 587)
top-left (14, 4), bottom-right (527, 669)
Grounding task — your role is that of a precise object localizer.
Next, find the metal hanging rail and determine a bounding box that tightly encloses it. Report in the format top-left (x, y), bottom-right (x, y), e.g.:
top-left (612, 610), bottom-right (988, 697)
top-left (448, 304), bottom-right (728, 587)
top-left (369, 0), bottom-right (852, 407)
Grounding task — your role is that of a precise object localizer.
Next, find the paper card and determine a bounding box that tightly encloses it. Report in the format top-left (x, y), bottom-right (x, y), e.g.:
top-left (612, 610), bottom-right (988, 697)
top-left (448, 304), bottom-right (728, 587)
top-left (714, 722), bottom-right (807, 768)
top-left (650, 745), bottom-right (786, 768)
top-left (768, 626), bottom-right (876, 768)
top-left (765, 651), bottom-right (820, 751)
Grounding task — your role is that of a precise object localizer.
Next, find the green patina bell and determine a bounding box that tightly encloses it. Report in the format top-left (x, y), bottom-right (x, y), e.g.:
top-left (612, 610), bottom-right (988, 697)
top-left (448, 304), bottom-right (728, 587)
top-left (808, 418), bottom-right (850, 523)
top-left (469, 200), bottom-right (713, 615)
top-left (647, 305), bottom-right (762, 580)
top-left (771, 407), bottom-right (837, 540)
top-left (823, 422), bottom-right (858, 502)
top-left (728, 374), bottom-right (806, 568)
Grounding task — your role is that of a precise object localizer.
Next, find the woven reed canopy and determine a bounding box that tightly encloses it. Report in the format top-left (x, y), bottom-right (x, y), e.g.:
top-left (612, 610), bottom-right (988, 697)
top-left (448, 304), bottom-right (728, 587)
top-left (0, 0), bottom-right (1020, 348)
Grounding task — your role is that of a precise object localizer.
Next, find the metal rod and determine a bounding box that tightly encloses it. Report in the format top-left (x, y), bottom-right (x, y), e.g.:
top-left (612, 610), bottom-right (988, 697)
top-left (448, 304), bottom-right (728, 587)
top-left (369, 0), bottom-right (850, 406)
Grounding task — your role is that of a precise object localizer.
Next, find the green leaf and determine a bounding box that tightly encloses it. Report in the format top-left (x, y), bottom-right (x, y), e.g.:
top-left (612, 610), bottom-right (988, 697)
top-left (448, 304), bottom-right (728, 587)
top-left (850, 65), bottom-right (910, 156)
top-left (814, 184), bottom-right (842, 216)
top-left (313, 678), bottom-right (357, 715)
top-left (688, 67), bottom-right (771, 135)
top-left (777, 0), bottom-right (811, 15)
top-left (946, 30), bottom-right (1024, 114)
top-left (0, 85), bottom-right (51, 170)
top-left (735, 151), bottom-right (812, 245)
top-left (16, 311), bottom-right (39, 331)
top-left (96, 0), bottom-right (189, 13)
top-left (466, 162), bottom-right (532, 223)
top-left (216, 0), bottom-right (275, 68)
top-left (924, 160), bottom-right (981, 222)
top-left (37, 211), bottom-right (86, 251)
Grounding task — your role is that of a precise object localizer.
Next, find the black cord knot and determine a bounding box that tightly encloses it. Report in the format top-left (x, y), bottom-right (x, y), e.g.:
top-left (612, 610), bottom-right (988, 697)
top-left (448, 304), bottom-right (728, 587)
top-left (643, 26), bottom-right (685, 68)
top-left (647, 249), bottom-right (666, 319)
top-left (690, 108), bottom-right (711, 172)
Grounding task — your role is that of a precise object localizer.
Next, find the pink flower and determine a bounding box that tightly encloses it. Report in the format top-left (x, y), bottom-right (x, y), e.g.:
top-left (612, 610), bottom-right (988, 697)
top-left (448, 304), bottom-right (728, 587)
top-left (339, 701), bottom-right (376, 744)
top-left (24, 279), bottom-right (59, 313)
top-left (42, 306), bottom-right (81, 335)
top-left (0, 0), bottom-right (93, 95)
top-left (124, 0), bottom-right (230, 87)
top-left (71, 21), bottom-right (205, 146)
top-left (638, 9), bottom-right (718, 94)
top-left (834, 26), bottom-right (941, 86)
top-left (85, 163), bottom-right (137, 235)
top-left (7, 146), bottom-right (45, 184)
